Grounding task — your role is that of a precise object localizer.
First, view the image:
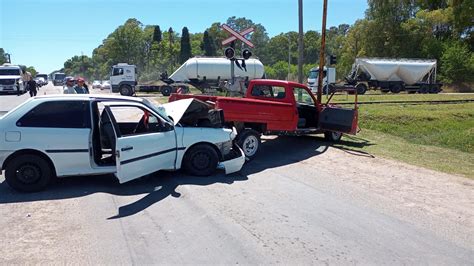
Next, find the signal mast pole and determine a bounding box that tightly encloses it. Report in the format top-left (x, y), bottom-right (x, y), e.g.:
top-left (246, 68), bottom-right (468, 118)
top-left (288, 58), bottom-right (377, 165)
top-left (317, 0), bottom-right (328, 104)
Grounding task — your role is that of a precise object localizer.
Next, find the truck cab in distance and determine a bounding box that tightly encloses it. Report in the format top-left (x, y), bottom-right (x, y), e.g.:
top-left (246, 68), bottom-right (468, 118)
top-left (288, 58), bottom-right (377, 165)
top-left (0, 64), bottom-right (26, 95)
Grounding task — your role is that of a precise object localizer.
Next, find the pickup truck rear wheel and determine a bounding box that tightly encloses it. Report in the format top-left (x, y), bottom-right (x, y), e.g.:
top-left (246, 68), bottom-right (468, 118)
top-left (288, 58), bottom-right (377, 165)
top-left (324, 131), bottom-right (343, 142)
top-left (120, 85), bottom-right (133, 96)
top-left (183, 144), bottom-right (219, 176)
top-left (5, 154), bottom-right (54, 192)
top-left (237, 129), bottom-right (261, 160)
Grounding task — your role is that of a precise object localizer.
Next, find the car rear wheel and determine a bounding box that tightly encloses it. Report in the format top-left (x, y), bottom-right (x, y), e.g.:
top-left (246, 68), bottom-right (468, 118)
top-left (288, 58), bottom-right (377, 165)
top-left (183, 144), bottom-right (219, 176)
top-left (236, 129), bottom-right (261, 160)
top-left (5, 154), bottom-right (54, 192)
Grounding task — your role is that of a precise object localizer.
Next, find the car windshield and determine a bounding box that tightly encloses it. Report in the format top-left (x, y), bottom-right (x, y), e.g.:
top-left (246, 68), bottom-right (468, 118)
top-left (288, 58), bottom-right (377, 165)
top-left (142, 98), bottom-right (171, 123)
top-left (308, 70), bottom-right (319, 79)
top-left (0, 69), bottom-right (21, 75)
top-left (54, 74), bottom-right (66, 80)
top-left (36, 74), bottom-right (47, 79)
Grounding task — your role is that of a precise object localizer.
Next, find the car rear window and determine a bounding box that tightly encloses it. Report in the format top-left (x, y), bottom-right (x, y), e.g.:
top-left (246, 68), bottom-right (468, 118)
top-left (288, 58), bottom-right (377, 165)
top-left (16, 101), bottom-right (91, 128)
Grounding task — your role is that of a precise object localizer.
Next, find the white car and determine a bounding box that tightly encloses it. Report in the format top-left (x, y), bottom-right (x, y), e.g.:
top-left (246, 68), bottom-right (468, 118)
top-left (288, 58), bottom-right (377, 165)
top-left (101, 80), bottom-right (111, 90)
top-left (0, 95), bottom-right (244, 192)
top-left (92, 80), bottom-right (102, 89)
top-left (0, 64), bottom-right (26, 95)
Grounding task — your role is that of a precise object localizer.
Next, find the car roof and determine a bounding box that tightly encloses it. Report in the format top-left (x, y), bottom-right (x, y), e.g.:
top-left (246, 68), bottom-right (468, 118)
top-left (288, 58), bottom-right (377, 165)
top-left (34, 94), bottom-right (145, 104)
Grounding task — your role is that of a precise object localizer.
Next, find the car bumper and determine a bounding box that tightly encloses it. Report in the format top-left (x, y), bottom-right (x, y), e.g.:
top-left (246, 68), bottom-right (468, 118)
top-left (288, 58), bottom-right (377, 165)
top-left (217, 145), bottom-right (245, 174)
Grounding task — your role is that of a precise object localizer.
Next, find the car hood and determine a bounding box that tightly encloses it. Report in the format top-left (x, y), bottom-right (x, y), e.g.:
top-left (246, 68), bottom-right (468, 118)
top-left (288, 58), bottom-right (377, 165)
top-left (162, 98), bottom-right (215, 126)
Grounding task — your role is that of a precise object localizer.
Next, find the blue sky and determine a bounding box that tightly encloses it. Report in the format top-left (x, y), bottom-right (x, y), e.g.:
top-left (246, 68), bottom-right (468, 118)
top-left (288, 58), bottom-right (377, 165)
top-left (1, 0), bottom-right (367, 74)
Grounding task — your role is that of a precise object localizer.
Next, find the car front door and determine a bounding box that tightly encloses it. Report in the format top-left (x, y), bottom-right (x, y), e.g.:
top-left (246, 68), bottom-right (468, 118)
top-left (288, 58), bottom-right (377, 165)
top-left (103, 104), bottom-right (177, 183)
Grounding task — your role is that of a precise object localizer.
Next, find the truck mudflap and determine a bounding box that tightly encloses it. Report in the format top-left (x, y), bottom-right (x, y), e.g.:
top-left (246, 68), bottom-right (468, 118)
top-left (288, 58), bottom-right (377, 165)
top-left (217, 145), bottom-right (245, 174)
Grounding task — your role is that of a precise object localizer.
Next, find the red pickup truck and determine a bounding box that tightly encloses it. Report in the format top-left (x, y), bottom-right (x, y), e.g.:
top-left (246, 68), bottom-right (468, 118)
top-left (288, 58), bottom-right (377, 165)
top-left (169, 79), bottom-right (358, 159)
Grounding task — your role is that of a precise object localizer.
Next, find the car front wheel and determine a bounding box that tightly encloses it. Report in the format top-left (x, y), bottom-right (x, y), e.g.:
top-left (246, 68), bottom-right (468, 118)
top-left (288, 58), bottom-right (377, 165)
top-left (5, 154), bottom-right (54, 192)
top-left (183, 144), bottom-right (219, 176)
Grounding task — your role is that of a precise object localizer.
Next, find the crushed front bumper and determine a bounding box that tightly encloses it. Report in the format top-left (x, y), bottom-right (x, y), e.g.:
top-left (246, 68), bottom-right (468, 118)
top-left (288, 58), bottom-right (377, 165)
top-left (217, 144), bottom-right (245, 174)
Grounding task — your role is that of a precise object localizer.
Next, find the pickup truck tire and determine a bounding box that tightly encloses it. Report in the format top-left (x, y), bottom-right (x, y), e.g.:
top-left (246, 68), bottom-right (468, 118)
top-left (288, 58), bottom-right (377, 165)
top-left (183, 144), bottom-right (219, 176)
top-left (5, 154), bottom-right (54, 192)
top-left (161, 86), bottom-right (172, 96)
top-left (324, 131), bottom-right (343, 142)
top-left (120, 85), bottom-right (133, 96)
top-left (237, 129), bottom-right (261, 160)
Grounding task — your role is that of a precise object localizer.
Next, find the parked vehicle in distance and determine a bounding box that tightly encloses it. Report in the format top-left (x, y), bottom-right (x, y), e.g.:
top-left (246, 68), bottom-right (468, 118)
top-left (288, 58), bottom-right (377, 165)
top-left (0, 95), bottom-right (244, 192)
top-left (101, 80), bottom-right (111, 90)
top-left (110, 58), bottom-right (265, 96)
top-left (347, 58), bottom-right (442, 94)
top-left (0, 64), bottom-right (27, 95)
top-left (170, 79), bottom-right (358, 159)
top-left (92, 80), bottom-right (102, 89)
top-left (307, 66), bottom-right (336, 94)
top-left (34, 77), bottom-right (46, 87)
top-left (53, 72), bottom-right (66, 86)
top-left (35, 74), bottom-right (48, 84)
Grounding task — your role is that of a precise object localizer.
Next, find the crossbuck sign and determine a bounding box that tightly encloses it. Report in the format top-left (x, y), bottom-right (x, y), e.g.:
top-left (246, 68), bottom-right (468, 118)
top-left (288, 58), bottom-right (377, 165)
top-left (221, 24), bottom-right (255, 48)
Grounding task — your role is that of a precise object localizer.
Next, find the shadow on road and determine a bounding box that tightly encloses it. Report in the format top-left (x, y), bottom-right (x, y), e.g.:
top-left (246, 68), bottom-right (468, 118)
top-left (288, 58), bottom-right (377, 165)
top-left (0, 134), bottom-right (374, 218)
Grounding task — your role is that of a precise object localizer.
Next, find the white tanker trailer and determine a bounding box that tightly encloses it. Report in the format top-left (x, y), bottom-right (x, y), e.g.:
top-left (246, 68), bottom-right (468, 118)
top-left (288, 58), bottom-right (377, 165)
top-left (347, 58), bottom-right (442, 94)
top-left (110, 57), bottom-right (265, 96)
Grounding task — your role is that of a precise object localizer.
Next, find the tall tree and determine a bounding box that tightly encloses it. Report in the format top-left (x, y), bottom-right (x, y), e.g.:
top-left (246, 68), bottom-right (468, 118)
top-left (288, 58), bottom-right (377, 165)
top-left (201, 30), bottom-right (216, 56)
top-left (0, 48), bottom-right (6, 64)
top-left (180, 27), bottom-right (192, 63)
top-left (153, 25), bottom-right (162, 43)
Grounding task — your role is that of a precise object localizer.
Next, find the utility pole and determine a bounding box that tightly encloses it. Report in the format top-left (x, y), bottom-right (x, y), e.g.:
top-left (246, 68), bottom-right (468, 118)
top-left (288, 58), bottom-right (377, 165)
top-left (288, 33), bottom-right (291, 80)
top-left (317, 0), bottom-right (328, 104)
top-left (297, 0), bottom-right (304, 83)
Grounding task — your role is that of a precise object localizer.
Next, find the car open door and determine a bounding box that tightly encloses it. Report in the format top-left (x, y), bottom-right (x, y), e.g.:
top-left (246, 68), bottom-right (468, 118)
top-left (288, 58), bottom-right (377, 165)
top-left (103, 104), bottom-right (177, 183)
top-left (318, 87), bottom-right (358, 134)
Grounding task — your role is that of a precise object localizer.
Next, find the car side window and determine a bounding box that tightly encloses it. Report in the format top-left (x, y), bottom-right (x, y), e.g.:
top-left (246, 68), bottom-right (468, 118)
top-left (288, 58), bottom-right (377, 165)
top-left (17, 101), bottom-right (91, 128)
top-left (251, 85), bottom-right (286, 99)
top-left (293, 87), bottom-right (315, 105)
top-left (107, 105), bottom-right (168, 136)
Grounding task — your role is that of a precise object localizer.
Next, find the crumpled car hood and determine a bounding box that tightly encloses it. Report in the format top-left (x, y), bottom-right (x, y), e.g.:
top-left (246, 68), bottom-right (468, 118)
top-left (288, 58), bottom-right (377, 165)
top-left (162, 98), bottom-right (211, 125)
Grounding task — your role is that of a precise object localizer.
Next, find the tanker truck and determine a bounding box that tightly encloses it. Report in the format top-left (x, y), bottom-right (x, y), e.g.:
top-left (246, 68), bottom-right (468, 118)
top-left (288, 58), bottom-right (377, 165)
top-left (110, 57), bottom-right (265, 96)
top-left (347, 58), bottom-right (442, 94)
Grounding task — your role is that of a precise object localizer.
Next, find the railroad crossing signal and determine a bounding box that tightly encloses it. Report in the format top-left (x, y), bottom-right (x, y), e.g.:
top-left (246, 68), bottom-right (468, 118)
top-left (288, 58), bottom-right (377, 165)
top-left (221, 24), bottom-right (255, 48)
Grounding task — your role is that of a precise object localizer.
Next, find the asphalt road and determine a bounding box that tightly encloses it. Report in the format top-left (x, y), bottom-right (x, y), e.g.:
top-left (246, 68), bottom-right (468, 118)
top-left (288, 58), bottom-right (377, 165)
top-left (0, 83), bottom-right (472, 264)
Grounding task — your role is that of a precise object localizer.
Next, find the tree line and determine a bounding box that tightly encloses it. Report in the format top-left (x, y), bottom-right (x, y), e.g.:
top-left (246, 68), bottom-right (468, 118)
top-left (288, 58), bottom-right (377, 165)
top-left (58, 0), bottom-right (472, 84)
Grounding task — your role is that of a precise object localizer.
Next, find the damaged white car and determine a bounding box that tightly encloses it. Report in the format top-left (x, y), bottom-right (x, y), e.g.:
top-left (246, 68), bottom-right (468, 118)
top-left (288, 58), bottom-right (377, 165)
top-left (0, 95), bottom-right (244, 192)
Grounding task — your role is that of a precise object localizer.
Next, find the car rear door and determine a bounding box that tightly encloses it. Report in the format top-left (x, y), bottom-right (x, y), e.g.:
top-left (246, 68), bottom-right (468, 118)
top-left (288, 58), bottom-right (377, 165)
top-left (102, 103), bottom-right (177, 183)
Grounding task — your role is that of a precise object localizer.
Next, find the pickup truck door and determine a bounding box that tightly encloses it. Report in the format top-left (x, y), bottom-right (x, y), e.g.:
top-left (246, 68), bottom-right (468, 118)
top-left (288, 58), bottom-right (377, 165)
top-left (103, 104), bottom-right (177, 183)
top-left (318, 106), bottom-right (358, 134)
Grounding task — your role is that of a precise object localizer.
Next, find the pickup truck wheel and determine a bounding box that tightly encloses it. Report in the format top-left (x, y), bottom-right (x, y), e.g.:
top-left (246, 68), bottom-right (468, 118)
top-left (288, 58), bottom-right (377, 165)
top-left (237, 129), bottom-right (261, 160)
top-left (5, 154), bottom-right (53, 192)
top-left (324, 131), bottom-right (342, 142)
top-left (120, 85), bottom-right (133, 96)
top-left (161, 86), bottom-right (172, 96)
top-left (183, 144), bottom-right (218, 176)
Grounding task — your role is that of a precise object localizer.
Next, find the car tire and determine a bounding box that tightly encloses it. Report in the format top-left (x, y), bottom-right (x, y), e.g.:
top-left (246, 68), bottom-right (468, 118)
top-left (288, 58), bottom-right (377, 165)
top-left (324, 131), bottom-right (343, 142)
top-left (183, 144), bottom-right (219, 176)
top-left (161, 86), bottom-right (172, 96)
top-left (120, 85), bottom-right (133, 96)
top-left (236, 129), bottom-right (261, 160)
top-left (5, 154), bottom-right (54, 192)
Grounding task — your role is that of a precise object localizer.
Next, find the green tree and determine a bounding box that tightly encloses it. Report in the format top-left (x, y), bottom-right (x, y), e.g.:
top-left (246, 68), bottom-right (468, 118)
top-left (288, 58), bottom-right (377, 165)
top-left (0, 48), bottom-right (6, 64)
top-left (201, 30), bottom-right (216, 56)
top-left (153, 25), bottom-right (162, 43)
top-left (440, 40), bottom-right (474, 83)
top-left (180, 27), bottom-right (192, 63)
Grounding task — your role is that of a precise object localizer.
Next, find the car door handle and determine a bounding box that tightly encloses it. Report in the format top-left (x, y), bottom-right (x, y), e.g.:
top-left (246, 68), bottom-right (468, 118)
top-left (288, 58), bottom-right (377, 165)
top-left (121, 146), bottom-right (133, 152)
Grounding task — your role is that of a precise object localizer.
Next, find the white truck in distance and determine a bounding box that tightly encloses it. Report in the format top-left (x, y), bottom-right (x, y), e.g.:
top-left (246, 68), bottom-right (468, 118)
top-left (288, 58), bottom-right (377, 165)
top-left (110, 57), bottom-right (265, 96)
top-left (0, 64), bottom-right (26, 95)
top-left (347, 58), bottom-right (442, 94)
top-left (307, 66), bottom-right (336, 94)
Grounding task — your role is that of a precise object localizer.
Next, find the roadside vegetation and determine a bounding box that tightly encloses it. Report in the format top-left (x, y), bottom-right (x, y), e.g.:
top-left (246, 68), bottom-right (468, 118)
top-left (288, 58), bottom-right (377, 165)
top-left (336, 100), bottom-right (474, 178)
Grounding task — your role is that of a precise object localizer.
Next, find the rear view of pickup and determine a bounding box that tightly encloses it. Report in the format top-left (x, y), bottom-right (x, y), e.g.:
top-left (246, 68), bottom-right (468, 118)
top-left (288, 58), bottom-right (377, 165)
top-left (169, 79), bottom-right (358, 159)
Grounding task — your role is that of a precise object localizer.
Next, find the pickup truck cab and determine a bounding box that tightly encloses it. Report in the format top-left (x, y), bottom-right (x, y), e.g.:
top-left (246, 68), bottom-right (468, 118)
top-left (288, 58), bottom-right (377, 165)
top-left (169, 79), bottom-right (358, 159)
top-left (0, 95), bottom-right (244, 192)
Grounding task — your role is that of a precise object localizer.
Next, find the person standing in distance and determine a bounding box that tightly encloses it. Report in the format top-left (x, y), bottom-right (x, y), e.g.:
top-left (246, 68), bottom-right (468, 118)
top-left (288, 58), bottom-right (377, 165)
top-left (27, 78), bottom-right (38, 97)
top-left (74, 77), bottom-right (89, 94)
top-left (63, 77), bottom-right (77, 94)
